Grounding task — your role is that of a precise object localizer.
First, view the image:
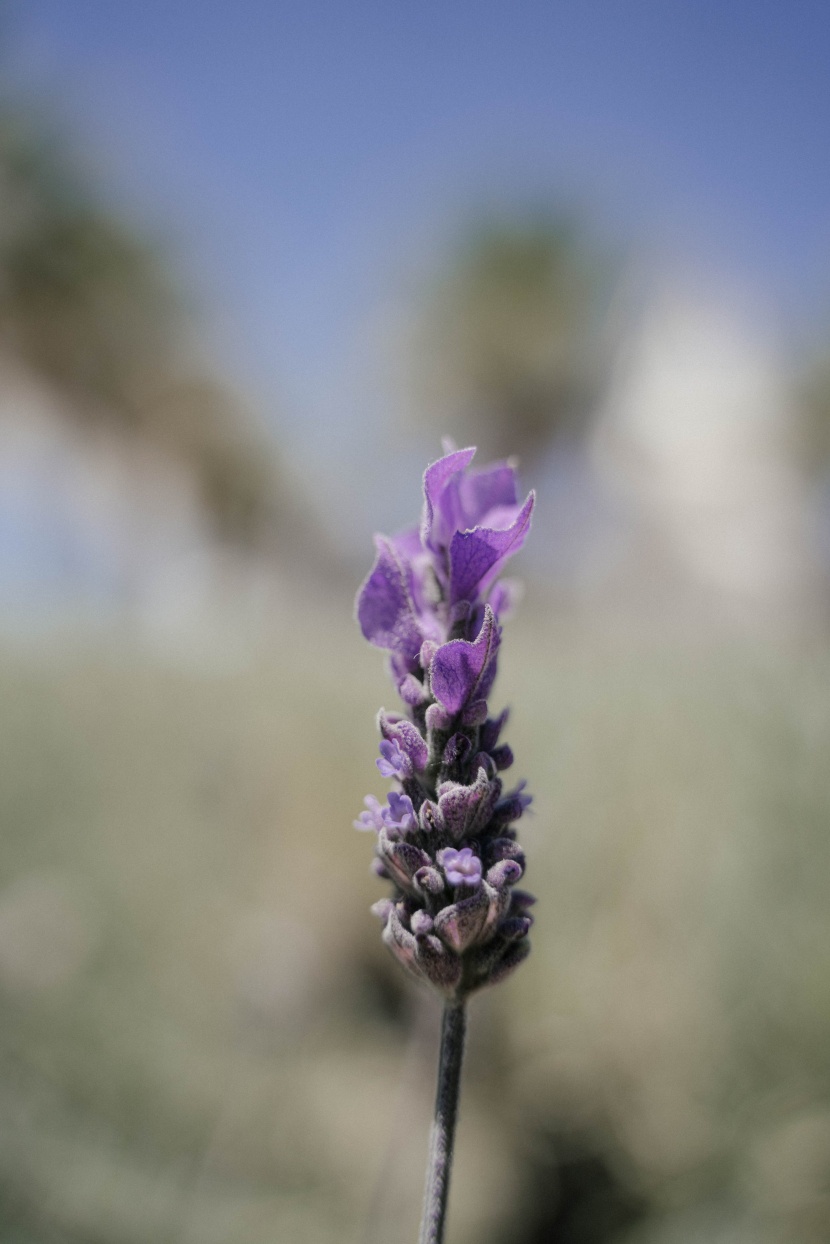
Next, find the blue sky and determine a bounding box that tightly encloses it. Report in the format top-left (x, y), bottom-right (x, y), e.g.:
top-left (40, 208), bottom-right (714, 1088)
top-left (6, 0), bottom-right (830, 530)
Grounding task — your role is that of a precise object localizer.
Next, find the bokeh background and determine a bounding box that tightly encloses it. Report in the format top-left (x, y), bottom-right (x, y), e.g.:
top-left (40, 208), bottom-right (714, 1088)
top-left (1, 3), bottom-right (830, 1242)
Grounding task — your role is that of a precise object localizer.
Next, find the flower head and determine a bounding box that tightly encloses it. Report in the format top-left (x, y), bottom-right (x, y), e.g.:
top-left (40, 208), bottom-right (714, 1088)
top-left (356, 447), bottom-right (535, 697)
top-left (354, 446), bottom-right (536, 999)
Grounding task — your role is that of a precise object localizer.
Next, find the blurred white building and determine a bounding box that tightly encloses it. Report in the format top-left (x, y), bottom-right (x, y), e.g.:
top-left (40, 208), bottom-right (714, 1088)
top-left (589, 278), bottom-right (819, 626)
top-left (0, 359), bottom-right (287, 646)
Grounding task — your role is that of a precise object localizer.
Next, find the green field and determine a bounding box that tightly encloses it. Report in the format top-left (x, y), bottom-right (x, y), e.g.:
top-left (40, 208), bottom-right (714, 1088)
top-left (1, 603), bottom-right (828, 1243)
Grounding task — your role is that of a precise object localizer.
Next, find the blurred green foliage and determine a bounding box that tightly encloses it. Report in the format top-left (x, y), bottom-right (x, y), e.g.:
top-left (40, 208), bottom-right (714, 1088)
top-left (0, 605), bottom-right (828, 1243)
top-left (411, 211), bottom-right (616, 465)
top-left (0, 106), bottom-right (309, 551)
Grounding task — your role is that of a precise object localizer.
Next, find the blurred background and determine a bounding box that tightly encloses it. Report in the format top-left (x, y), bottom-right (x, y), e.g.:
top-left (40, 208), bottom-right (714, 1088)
top-left (1, 2), bottom-right (830, 1241)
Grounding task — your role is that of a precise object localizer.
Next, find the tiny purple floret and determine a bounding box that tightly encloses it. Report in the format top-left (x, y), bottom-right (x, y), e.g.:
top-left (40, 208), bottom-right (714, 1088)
top-left (438, 846), bottom-right (483, 888)
top-left (353, 794), bottom-right (386, 833)
top-left (383, 791), bottom-right (417, 834)
top-left (377, 737), bottom-right (411, 778)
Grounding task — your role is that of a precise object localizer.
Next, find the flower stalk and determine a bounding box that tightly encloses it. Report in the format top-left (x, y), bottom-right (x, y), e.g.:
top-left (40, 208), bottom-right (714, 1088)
top-left (419, 1001), bottom-right (467, 1244)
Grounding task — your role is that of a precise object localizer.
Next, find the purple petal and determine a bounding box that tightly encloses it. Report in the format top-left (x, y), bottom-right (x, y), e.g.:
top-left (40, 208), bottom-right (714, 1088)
top-left (448, 492), bottom-right (535, 606)
top-left (353, 794), bottom-right (385, 832)
top-left (421, 447), bottom-right (476, 552)
top-left (355, 536), bottom-right (423, 666)
top-left (390, 526), bottom-right (423, 560)
top-left (430, 606), bottom-right (500, 716)
top-left (457, 463), bottom-right (519, 527)
top-left (384, 791), bottom-right (417, 833)
top-left (377, 738), bottom-right (411, 779)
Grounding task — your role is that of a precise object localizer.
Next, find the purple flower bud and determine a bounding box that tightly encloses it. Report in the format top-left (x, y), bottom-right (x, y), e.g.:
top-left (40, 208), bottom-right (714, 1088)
top-left (492, 781), bottom-right (532, 826)
top-left (379, 833), bottom-right (431, 890)
top-left (434, 887), bottom-right (490, 951)
top-left (470, 751), bottom-right (496, 779)
top-left (490, 744), bottom-right (514, 771)
top-left (353, 794), bottom-right (386, 832)
top-left (486, 859), bottom-right (523, 888)
top-left (443, 733), bottom-right (472, 770)
top-left (413, 865), bottom-right (446, 896)
top-left (438, 846), bottom-right (483, 888)
top-left (500, 915), bottom-right (533, 941)
top-left (383, 905), bottom-right (419, 972)
top-left (410, 909), bottom-right (434, 937)
top-left (437, 768), bottom-right (499, 840)
top-left (478, 879), bottom-right (510, 941)
top-left (487, 838), bottom-right (526, 870)
top-left (418, 800), bottom-right (444, 834)
top-left (480, 708), bottom-right (509, 753)
top-left (377, 738), bottom-right (411, 779)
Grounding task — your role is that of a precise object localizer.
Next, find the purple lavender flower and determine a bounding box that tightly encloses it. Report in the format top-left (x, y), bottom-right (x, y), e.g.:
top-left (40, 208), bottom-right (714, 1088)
top-left (356, 445), bottom-right (537, 1244)
top-left (438, 846), bottom-right (483, 888)
top-left (353, 445), bottom-right (535, 999)
top-left (383, 790), bottom-right (417, 834)
top-left (353, 794), bottom-right (386, 833)
top-left (377, 737), bottom-right (411, 778)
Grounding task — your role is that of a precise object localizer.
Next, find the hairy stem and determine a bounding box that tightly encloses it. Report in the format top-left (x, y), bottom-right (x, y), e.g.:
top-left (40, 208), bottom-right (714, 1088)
top-left (418, 1001), bottom-right (467, 1244)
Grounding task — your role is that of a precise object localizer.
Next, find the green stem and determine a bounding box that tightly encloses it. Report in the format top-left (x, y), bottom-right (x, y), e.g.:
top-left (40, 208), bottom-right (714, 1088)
top-left (418, 1001), bottom-right (467, 1244)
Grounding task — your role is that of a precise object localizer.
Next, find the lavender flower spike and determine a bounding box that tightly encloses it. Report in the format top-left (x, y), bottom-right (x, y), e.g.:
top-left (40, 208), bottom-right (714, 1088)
top-left (354, 445), bottom-right (536, 1244)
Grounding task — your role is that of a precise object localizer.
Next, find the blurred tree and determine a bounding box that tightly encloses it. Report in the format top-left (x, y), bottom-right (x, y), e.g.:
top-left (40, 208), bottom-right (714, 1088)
top-left (411, 210), bottom-right (617, 466)
top-left (0, 105), bottom-right (323, 558)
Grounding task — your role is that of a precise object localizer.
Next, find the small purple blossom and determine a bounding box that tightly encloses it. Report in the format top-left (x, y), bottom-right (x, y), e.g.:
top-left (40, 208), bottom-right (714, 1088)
top-left (353, 794), bottom-right (386, 833)
top-left (377, 737), bottom-right (411, 778)
top-left (383, 790), bottom-right (417, 834)
top-left (438, 847), bottom-right (483, 888)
